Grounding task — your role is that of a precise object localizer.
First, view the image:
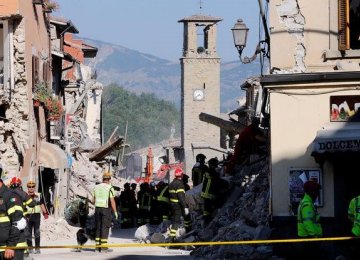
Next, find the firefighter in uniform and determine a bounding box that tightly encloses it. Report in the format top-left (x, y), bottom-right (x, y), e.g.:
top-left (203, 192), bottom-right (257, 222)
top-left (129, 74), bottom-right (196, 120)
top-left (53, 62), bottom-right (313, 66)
top-left (191, 154), bottom-right (208, 187)
top-left (297, 180), bottom-right (322, 257)
top-left (129, 183), bottom-right (137, 226)
top-left (201, 158), bottom-right (220, 225)
top-left (0, 165), bottom-right (27, 260)
top-left (137, 183), bottom-right (152, 226)
top-left (119, 183), bottom-right (132, 228)
top-left (9, 178), bottom-right (37, 258)
top-left (24, 180), bottom-right (48, 254)
top-left (182, 175), bottom-right (192, 232)
top-left (168, 168), bottom-right (189, 242)
top-left (155, 181), bottom-right (170, 223)
top-left (92, 172), bottom-right (117, 253)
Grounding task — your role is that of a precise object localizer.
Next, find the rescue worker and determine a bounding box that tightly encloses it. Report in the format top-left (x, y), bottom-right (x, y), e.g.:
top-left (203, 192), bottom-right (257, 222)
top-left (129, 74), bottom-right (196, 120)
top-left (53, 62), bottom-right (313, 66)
top-left (201, 158), bottom-right (221, 225)
top-left (119, 183), bottom-right (132, 228)
top-left (168, 168), bottom-right (189, 242)
top-left (149, 182), bottom-right (159, 224)
top-left (182, 174), bottom-right (192, 232)
top-left (9, 177), bottom-right (36, 258)
top-left (24, 180), bottom-right (48, 254)
top-left (92, 172), bottom-right (118, 253)
top-left (0, 165), bottom-right (27, 260)
top-left (129, 183), bottom-right (137, 227)
top-left (155, 181), bottom-right (170, 223)
top-left (297, 180), bottom-right (322, 258)
top-left (137, 182), bottom-right (152, 225)
top-left (348, 193), bottom-right (360, 257)
top-left (191, 154), bottom-right (208, 187)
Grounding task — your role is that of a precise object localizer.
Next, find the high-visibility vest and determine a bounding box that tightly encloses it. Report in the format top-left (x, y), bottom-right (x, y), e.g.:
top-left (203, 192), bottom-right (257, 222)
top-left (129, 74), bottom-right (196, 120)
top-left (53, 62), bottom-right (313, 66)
top-left (25, 193), bottom-right (42, 215)
top-left (139, 192), bottom-right (151, 211)
top-left (201, 172), bottom-right (217, 200)
top-left (94, 183), bottom-right (114, 208)
top-left (157, 186), bottom-right (169, 203)
top-left (348, 195), bottom-right (360, 236)
top-left (297, 193), bottom-right (322, 237)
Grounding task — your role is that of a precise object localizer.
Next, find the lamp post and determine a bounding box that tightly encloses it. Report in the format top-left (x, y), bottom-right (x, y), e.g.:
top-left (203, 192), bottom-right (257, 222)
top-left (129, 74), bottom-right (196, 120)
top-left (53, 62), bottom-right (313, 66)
top-left (231, 19), bottom-right (268, 64)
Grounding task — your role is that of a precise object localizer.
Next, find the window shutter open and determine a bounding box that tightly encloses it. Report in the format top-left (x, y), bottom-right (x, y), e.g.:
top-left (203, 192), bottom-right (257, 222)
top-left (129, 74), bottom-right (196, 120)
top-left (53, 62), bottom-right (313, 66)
top-left (338, 0), bottom-right (350, 50)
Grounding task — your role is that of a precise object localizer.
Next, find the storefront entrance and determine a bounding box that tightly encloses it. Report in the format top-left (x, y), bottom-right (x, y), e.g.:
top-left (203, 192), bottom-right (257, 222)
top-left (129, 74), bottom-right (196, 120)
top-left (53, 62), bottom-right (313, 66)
top-left (333, 152), bottom-right (360, 236)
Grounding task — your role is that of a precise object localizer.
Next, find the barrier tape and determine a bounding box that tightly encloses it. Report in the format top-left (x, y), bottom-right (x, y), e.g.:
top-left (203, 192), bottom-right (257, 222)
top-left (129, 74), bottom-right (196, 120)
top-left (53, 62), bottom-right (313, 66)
top-left (3, 236), bottom-right (358, 250)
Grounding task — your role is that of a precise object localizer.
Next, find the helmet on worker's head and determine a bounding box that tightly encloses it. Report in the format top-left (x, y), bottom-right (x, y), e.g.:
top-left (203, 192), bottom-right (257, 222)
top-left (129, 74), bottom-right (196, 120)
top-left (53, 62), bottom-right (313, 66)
top-left (150, 182), bottom-right (156, 188)
top-left (10, 177), bottom-right (22, 189)
top-left (27, 180), bottom-right (36, 188)
top-left (102, 172), bottom-right (112, 180)
top-left (174, 168), bottom-right (183, 178)
top-left (208, 158), bottom-right (219, 168)
top-left (156, 181), bottom-right (164, 189)
top-left (196, 154), bottom-right (206, 162)
top-left (303, 180), bottom-right (321, 194)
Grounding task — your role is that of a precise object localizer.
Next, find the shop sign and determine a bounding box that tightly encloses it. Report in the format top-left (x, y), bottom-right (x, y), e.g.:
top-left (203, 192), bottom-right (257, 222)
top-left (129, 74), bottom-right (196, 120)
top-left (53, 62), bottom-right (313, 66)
top-left (330, 95), bottom-right (360, 122)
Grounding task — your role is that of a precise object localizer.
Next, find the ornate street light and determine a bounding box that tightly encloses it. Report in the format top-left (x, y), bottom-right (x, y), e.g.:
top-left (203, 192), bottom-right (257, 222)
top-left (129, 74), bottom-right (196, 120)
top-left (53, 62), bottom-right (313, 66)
top-left (231, 19), bottom-right (268, 64)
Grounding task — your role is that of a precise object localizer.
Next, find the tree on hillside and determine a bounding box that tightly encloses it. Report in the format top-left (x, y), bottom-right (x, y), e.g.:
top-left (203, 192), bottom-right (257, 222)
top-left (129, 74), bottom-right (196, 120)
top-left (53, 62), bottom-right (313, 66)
top-left (102, 84), bottom-right (180, 150)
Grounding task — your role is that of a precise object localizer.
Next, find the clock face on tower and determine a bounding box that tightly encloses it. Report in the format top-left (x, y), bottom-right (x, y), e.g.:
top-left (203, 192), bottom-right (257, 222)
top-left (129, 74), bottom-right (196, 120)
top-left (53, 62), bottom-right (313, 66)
top-left (193, 89), bottom-right (205, 101)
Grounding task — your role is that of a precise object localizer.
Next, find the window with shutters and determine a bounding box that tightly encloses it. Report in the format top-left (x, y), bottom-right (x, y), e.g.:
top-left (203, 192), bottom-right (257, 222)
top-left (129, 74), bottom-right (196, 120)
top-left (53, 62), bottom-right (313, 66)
top-left (338, 0), bottom-right (360, 50)
top-left (32, 55), bottom-right (39, 88)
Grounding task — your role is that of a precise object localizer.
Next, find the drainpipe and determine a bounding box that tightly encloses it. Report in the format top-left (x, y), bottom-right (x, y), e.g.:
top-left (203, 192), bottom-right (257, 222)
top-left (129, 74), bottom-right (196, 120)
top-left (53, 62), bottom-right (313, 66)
top-left (258, 0), bottom-right (270, 46)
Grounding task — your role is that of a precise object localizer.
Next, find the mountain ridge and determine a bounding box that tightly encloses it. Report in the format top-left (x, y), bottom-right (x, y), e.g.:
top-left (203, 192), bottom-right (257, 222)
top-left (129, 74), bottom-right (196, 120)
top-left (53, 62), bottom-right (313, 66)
top-left (83, 37), bottom-right (262, 112)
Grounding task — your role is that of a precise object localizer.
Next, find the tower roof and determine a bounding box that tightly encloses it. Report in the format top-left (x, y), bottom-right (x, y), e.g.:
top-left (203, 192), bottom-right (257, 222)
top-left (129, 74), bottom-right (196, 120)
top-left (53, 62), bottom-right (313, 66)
top-left (178, 14), bottom-right (222, 23)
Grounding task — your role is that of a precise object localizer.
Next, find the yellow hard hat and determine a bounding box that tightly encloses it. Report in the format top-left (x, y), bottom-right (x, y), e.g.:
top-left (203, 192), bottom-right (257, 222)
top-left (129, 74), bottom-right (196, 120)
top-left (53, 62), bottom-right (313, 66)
top-left (27, 180), bottom-right (36, 187)
top-left (102, 172), bottom-right (112, 179)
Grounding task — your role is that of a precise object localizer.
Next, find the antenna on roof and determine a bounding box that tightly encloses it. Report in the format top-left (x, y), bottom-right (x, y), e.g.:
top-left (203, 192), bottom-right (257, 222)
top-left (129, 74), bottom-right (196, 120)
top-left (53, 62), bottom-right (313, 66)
top-left (199, 0), bottom-right (203, 13)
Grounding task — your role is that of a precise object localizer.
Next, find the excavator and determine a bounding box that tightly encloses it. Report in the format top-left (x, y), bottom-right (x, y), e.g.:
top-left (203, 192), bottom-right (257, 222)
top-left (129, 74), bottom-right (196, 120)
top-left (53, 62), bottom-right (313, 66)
top-left (135, 147), bottom-right (183, 183)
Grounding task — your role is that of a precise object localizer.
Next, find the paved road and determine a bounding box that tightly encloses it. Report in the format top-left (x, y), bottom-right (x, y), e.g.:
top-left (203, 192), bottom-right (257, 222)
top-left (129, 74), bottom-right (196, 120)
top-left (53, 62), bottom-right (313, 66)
top-left (30, 227), bottom-right (192, 260)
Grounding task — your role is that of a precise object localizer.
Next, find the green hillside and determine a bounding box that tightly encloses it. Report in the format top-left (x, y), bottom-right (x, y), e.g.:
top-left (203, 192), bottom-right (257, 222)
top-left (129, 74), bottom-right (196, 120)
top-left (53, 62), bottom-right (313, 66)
top-left (102, 84), bottom-right (181, 150)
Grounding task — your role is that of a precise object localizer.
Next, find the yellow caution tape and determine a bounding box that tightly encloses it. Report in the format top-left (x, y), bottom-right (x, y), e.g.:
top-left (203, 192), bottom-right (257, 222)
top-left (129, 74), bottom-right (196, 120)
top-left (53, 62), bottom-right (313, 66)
top-left (4, 236), bottom-right (358, 250)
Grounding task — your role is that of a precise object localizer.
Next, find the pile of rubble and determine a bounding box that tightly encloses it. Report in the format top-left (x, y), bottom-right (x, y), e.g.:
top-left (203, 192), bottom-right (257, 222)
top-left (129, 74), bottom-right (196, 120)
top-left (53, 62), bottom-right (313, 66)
top-left (190, 155), bottom-right (271, 259)
top-left (132, 154), bottom-right (272, 259)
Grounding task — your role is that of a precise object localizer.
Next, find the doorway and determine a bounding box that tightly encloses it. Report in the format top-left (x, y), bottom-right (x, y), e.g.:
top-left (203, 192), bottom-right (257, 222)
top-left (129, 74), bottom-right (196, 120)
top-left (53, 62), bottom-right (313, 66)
top-left (333, 152), bottom-right (360, 236)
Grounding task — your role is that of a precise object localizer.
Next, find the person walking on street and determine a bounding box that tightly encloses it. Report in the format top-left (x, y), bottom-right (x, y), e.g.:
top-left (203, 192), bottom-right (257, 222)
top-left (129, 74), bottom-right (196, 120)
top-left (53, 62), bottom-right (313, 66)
top-left (92, 172), bottom-right (118, 253)
top-left (168, 168), bottom-right (189, 242)
top-left (24, 180), bottom-right (48, 255)
top-left (191, 154), bottom-right (208, 187)
top-left (0, 165), bottom-right (27, 260)
top-left (297, 180), bottom-right (322, 258)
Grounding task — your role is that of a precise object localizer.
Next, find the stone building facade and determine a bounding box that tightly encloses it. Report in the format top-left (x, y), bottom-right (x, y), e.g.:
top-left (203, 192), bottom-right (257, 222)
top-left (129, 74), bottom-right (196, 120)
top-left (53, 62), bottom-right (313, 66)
top-left (260, 0), bottom-right (360, 240)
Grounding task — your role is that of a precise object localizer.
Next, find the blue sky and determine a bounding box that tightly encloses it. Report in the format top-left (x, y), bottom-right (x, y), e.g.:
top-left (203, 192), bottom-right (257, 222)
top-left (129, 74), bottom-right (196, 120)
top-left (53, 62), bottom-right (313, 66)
top-left (54, 0), bottom-right (263, 62)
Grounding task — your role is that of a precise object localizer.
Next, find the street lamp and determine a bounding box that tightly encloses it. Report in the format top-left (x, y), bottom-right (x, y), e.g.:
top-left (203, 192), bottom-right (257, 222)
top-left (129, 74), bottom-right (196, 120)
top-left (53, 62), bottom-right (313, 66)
top-left (231, 19), bottom-right (268, 64)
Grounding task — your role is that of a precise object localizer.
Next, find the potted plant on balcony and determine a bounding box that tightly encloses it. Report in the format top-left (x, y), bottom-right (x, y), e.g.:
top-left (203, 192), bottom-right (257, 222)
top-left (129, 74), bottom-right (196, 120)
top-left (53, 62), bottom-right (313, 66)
top-left (45, 97), bottom-right (63, 121)
top-left (33, 82), bottom-right (51, 106)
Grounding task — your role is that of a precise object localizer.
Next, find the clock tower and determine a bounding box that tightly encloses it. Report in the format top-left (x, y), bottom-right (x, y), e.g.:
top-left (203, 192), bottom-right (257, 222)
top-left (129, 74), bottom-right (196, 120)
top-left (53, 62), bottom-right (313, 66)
top-left (178, 14), bottom-right (222, 172)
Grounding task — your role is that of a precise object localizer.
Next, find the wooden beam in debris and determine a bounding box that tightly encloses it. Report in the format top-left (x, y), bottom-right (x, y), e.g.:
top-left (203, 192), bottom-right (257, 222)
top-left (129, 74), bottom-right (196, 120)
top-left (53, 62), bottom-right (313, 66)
top-left (88, 135), bottom-right (124, 161)
top-left (199, 112), bottom-right (245, 133)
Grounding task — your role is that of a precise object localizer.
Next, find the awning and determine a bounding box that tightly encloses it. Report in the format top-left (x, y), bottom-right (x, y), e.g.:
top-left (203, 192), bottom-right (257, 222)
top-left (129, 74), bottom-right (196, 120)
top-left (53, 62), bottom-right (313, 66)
top-left (39, 142), bottom-right (68, 169)
top-left (311, 126), bottom-right (360, 156)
